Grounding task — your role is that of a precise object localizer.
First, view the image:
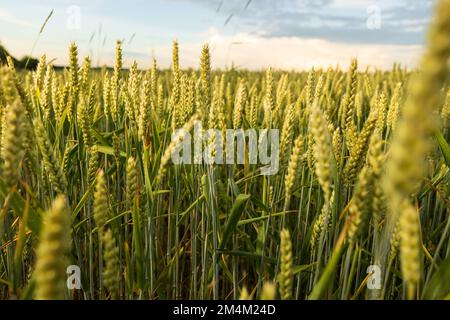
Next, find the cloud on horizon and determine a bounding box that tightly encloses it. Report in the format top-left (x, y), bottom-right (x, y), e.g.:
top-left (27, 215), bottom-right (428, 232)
top-left (177, 0), bottom-right (435, 45)
top-left (113, 28), bottom-right (423, 71)
top-left (0, 8), bottom-right (38, 28)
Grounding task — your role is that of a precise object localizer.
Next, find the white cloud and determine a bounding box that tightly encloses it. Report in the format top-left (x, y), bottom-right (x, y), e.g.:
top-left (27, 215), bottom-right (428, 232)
top-left (331, 0), bottom-right (374, 7)
top-left (146, 30), bottom-right (423, 70)
top-left (0, 8), bottom-right (37, 28)
top-left (8, 27), bottom-right (422, 71)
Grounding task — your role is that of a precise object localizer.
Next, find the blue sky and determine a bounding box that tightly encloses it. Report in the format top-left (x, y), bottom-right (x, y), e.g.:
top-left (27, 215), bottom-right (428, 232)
top-left (0, 0), bottom-right (436, 69)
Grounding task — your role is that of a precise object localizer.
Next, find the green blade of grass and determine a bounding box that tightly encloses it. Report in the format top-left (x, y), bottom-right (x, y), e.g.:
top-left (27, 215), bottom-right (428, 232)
top-left (219, 194), bottom-right (251, 250)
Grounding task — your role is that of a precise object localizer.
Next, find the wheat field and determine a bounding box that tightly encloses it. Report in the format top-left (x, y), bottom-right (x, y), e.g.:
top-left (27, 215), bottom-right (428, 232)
top-left (1, 0), bottom-right (450, 301)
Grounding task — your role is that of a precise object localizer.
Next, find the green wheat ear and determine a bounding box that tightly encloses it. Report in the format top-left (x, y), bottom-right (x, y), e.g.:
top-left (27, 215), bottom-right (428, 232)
top-left (279, 103), bottom-right (296, 166)
top-left (344, 106), bottom-right (378, 185)
top-left (1, 99), bottom-right (25, 188)
top-left (34, 118), bottom-right (67, 194)
top-left (111, 40), bottom-right (122, 122)
top-left (233, 79), bottom-right (247, 129)
top-left (138, 78), bottom-right (152, 140)
top-left (309, 101), bottom-right (333, 200)
top-left (345, 165), bottom-right (373, 243)
top-left (78, 99), bottom-right (93, 147)
top-left (87, 145), bottom-right (99, 186)
top-left (40, 64), bottom-right (53, 120)
top-left (34, 54), bottom-right (47, 91)
top-left (263, 68), bottom-right (275, 127)
top-left (80, 56), bottom-right (91, 92)
top-left (260, 282), bottom-right (277, 300)
top-left (94, 170), bottom-right (109, 232)
top-left (68, 42), bottom-right (79, 122)
top-left (239, 286), bottom-right (252, 300)
top-left (399, 201), bottom-right (422, 300)
top-left (200, 43), bottom-right (211, 121)
top-left (151, 58), bottom-right (158, 108)
top-left (170, 40), bottom-right (181, 117)
top-left (283, 134), bottom-right (304, 211)
top-left (441, 88), bottom-right (450, 128)
top-left (310, 194), bottom-right (333, 250)
top-left (385, 0), bottom-right (450, 299)
top-left (6, 56), bottom-right (34, 117)
top-left (34, 195), bottom-right (71, 300)
top-left (126, 156), bottom-right (137, 207)
top-left (279, 228), bottom-right (293, 300)
top-left (156, 113), bottom-right (199, 182)
top-left (102, 228), bottom-right (120, 299)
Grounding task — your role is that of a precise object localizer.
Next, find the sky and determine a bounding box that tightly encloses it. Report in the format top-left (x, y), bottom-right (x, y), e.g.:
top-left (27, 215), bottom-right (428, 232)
top-left (0, 0), bottom-right (436, 70)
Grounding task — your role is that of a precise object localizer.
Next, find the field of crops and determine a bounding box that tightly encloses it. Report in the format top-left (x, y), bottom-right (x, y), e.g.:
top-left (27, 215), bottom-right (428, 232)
top-left (0, 0), bottom-right (450, 301)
